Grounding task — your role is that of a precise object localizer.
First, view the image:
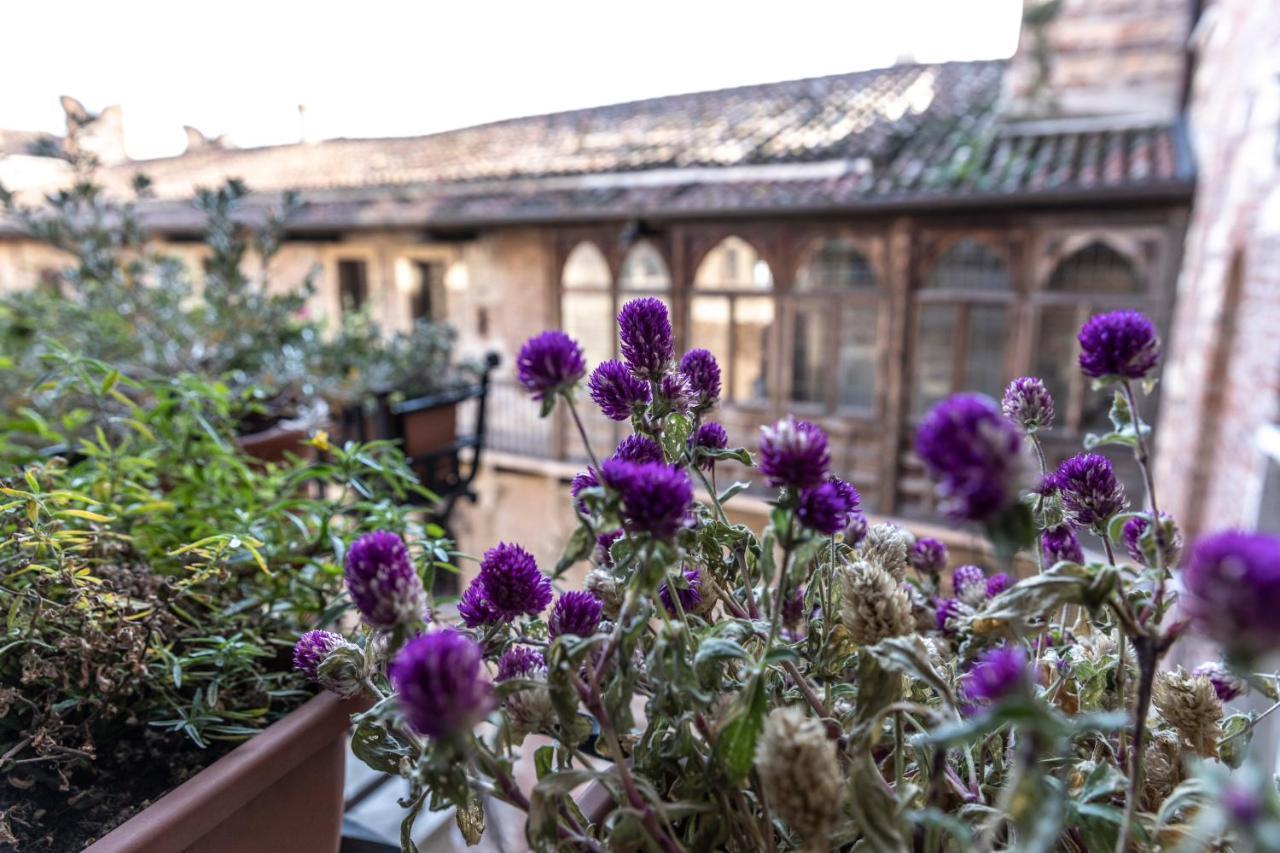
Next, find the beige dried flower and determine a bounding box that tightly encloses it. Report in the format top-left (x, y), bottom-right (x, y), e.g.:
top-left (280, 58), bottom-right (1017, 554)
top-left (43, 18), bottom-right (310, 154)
top-left (1153, 668), bottom-right (1223, 758)
top-left (1141, 729), bottom-right (1186, 811)
top-left (858, 523), bottom-right (914, 580)
top-left (839, 562), bottom-right (914, 646)
top-left (585, 568), bottom-right (624, 620)
top-left (756, 706), bottom-right (845, 845)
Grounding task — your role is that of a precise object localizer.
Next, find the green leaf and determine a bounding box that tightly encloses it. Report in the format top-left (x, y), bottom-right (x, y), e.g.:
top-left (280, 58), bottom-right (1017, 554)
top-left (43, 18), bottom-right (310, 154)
top-left (694, 638), bottom-right (751, 668)
top-left (661, 412), bottom-right (693, 463)
top-left (534, 744), bottom-right (555, 780)
top-left (350, 721), bottom-right (411, 774)
top-left (714, 676), bottom-right (766, 783)
top-left (865, 635), bottom-right (957, 709)
top-left (701, 446), bottom-right (753, 466)
top-left (554, 524), bottom-right (595, 577)
top-left (717, 481), bottom-right (751, 505)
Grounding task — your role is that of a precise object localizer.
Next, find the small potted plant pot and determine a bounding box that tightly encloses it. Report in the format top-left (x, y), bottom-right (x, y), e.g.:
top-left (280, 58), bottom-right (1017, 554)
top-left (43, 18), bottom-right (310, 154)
top-left (85, 693), bottom-right (366, 853)
top-left (237, 421), bottom-right (319, 464)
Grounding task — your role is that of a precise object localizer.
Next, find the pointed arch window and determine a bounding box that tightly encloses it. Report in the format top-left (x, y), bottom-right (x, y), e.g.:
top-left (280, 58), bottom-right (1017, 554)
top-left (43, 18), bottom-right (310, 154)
top-left (560, 241), bottom-right (614, 367)
top-left (691, 236), bottom-right (774, 405)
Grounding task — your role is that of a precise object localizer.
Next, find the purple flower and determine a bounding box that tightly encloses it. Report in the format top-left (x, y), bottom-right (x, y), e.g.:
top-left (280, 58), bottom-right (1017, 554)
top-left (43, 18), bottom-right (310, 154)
top-left (1192, 661), bottom-right (1247, 703)
top-left (293, 630), bottom-right (344, 681)
top-left (659, 373), bottom-right (693, 414)
top-left (797, 479), bottom-right (854, 536)
top-left (658, 567), bottom-right (703, 615)
top-left (595, 529), bottom-right (622, 566)
top-left (690, 422), bottom-right (729, 470)
top-left (601, 459), bottom-right (693, 538)
top-left (961, 646), bottom-right (1031, 709)
top-left (935, 598), bottom-right (965, 636)
top-left (618, 297), bottom-right (674, 377)
top-left (1222, 783), bottom-right (1263, 827)
top-left (570, 469), bottom-right (598, 516)
top-left (1078, 310), bottom-right (1161, 380)
top-left (548, 591), bottom-right (603, 639)
top-left (678, 348), bottom-right (721, 408)
top-left (952, 565), bottom-right (988, 605)
top-left (1121, 513), bottom-right (1183, 568)
top-left (390, 630), bottom-right (493, 739)
top-left (1042, 524), bottom-right (1085, 564)
top-left (911, 538), bottom-right (948, 576)
top-left (496, 646), bottom-right (546, 681)
top-left (845, 512), bottom-right (869, 546)
top-left (1001, 377), bottom-right (1055, 432)
top-left (915, 394), bottom-right (1024, 522)
top-left (458, 580), bottom-right (499, 628)
top-left (345, 531), bottom-right (426, 629)
top-left (1183, 532), bottom-right (1280, 660)
top-left (476, 542), bottom-right (552, 620)
top-left (612, 434), bottom-right (664, 465)
top-left (759, 417), bottom-right (830, 489)
top-left (985, 573), bottom-right (1014, 598)
top-left (588, 360), bottom-right (651, 421)
top-left (1055, 453), bottom-right (1127, 528)
top-left (782, 586), bottom-right (806, 628)
top-left (517, 331), bottom-right (586, 400)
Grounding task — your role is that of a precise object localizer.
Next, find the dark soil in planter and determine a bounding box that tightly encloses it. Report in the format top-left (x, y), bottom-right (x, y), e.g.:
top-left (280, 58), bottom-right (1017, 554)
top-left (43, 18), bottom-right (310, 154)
top-left (0, 694), bottom-right (309, 851)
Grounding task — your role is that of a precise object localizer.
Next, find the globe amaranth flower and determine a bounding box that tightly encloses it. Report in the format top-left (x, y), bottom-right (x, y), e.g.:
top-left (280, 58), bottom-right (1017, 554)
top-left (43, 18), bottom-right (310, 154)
top-left (1182, 531), bottom-right (1280, 661)
top-left (911, 537), bottom-right (948, 577)
top-left (860, 523), bottom-right (913, 581)
top-left (1122, 512), bottom-right (1183, 568)
top-left (475, 542), bottom-right (552, 621)
top-left (495, 646), bottom-right (554, 735)
top-left (1192, 661), bottom-right (1248, 703)
top-left (755, 706), bottom-right (844, 844)
top-left (548, 591), bottom-right (603, 639)
top-left (961, 646), bottom-right (1032, 710)
top-left (594, 529), bottom-right (622, 568)
top-left (293, 630), bottom-right (345, 682)
top-left (678, 348), bottom-right (721, 409)
top-left (689, 421), bottom-right (729, 470)
top-left (344, 530), bottom-right (427, 629)
top-left (608, 434), bottom-right (662, 466)
top-left (951, 564), bottom-right (989, 606)
top-left (1152, 668), bottom-right (1222, 758)
top-left (1078, 310), bottom-right (1161, 380)
top-left (658, 373), bottom-right (693, 414)
top-left (985, 572), bottom-right (1014, 598)
top-left (915, 394), bottom-right (1024, 522)
top-left (618, 297), bottom-right (674, 377)
top-left (934, 597), bottom-right (969, 637)
top-left (658, 567), bottom-right (704, 616)
top-left (1001, 376), bottom-right (1055, 432)
top-left (600, 459), bottom-right (693, 538)
top-left (389, 629), bottom-right (493, 739)
top-left (840, 563), bottom-right (914, 645)
top-left (457, 580), bottom-right (500, 628)
top-left (585, 566), bottom-right (624, 619)
top-left (1042, 524), bottom-right (1085, 564)
top-left (588, 360), bottom-right (651, 421)
top-left (796, 478), bottom-right (856, 536)
top-left (845, 512), bottom-right (869, 546)
top-left (759, 417), bottom-right (831, 489)
top-left (782, 586), bottom-right (806, 628)
top-left (570, 468), bottom-right (599, 516)
top-left (516, 330), bottom-right (586, 399)
top-left (1055, 453), bottom-right (1127, 529)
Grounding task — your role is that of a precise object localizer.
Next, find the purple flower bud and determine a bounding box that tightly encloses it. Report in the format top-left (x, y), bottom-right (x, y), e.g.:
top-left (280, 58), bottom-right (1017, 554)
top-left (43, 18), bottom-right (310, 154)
top-left (952, 565), bottom-right (988, 605)
top-left (961, 646), bottom-right (1031, 709)
top-left (689, 422), bottom-right (729, 470)
top-left (658, 567), bottom-right (703, 616)
top-left (1042, 524), bottom-right (1085, 564)
top-left (1191, 661), bottom-right (1247, 702)
top-left (570, 468), bottom-right (599, 516)
top-left (458, 580), bottom-right (500, 628)
top-left (618, 297), bottom-right (674, 378)
top-left (1054, 453), bottom-right (1127, 528)
top-left (759, 417), bottom-right (831, 489)
top-left (390, 630), bottom-right (493, 739)
top-left (915, 394), bottom-right (1023, 522)
top-left (344, 531), bottom-right (426, 629)
top-left (595, 529), bottom-right (622, 567)
top-left (293, 630), bottom-right (344, 681)
top-left (985, 572), bottom-right (1014, 598)
top-left (797, 479), bottom-right (854, 536)
top-left (678, 348), bottom-right (721, 408)
top-left (612, 434), bottom-right (664, 465)
top-left (588, 360), bottom-right (651, 421)
top-left (549, 591), bottom-right (603, 639)
top-left (845, 512), bottom-right (869, 546)
top-left (911, 538), bottom-right (948, 576)
top-left (1183, 532), bottom-right (1280, 661)
top-left (935, 598), bottom-right (966, 636)
top-left (1121, 513), bottom-right (1183, 569)
top-left (659, 373), bottom-right (694, 414)
top-left (782, 586), bottom-right (806, 628)
top-left (601, 459), bottom-right (693, 539)
top-left (1001, 377), bottom-right (1055, 432)
top-left (496, 645), bottom-right (546, 682)
top-left (1077, 310), bottom-right (1161, 380)
top-left (476, 543), bottom-right (552, 620)
top-left (517, 331), bottom-right (586, 400)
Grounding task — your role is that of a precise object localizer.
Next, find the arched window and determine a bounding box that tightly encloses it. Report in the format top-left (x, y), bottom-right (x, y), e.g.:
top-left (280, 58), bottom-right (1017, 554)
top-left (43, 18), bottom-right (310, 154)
top-left (619, 241), bottom-right (671, 292)
top-left (791, 237), bottom-right (881, 412)
top-left (692, 237), bottom-right (774, 404)
top-left (560, 241), bottom-right (614, 367)
top-left (912, 239), bottom-right (1012, 414)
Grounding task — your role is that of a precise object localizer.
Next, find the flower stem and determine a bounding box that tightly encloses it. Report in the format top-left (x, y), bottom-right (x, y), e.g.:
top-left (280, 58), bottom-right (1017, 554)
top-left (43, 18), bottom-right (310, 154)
top-left (563, 392), bottom-right (600, 470)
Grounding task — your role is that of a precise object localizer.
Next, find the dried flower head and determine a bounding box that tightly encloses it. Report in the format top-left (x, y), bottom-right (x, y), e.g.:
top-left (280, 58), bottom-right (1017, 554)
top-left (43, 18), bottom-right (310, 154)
top-left (389, 630), bottom-right (493, 739)
top-left (584, 566), bottom-right (625, 620)
top-left (951, 565), bottom-right (989, 607)
top-left (1182, 531), bottom-right (1280, 661)
top-left (477, 542), bottom-right (552, 621)
top-left (495, 646), bottom-right (554, 736)
top-left (1153, 668), bottom-right (1223, 758)
top-left (1054, 453), bottom-right (1127, 529)
top-left (839, 562), bottom-right (914, 645)
top-left (344, 530), bottom-right (426, 629)
top-left (1191, 661), bottom-right (1247, 703)
top-left (755, 706), bottom-right (844, 844)
top-left (1077, 310), bottom-right (1161, 380)
top-left (516, 331), bottom-right (586, 399)
top-left (689, 422), bottom-right (729, 470)
top-left (1042, 524), bottom-right (1085, 565)
top-left (934, 597), bottom-right (970, 637)
top-left (1001, 376), bottom-right (1055, 432)
top-left (859, 523), bottom-right (914, 580)
top-left (758, 417), bottom-right (831, 489)
top-left (611, 434), bottom-right (664, 465)
top-left (600, 459), bottom-right (693, 539)
top-left (911, 537), bottom-right (948, 577)
top-left (678, 348), bottom-right (721, 409)
top-left (548, 591), bottom-right (603, 639)
top-left (618, 297), bottom-right (674, 377)
top-left (588, 360), bottom-right (651, 421)
top-left (1141, 729), bottom-right (1185, 811)
top-left (658, 567), bottom-right (705, 616)
top-left (1121, 512), bottom-right (1183, 569)
top-left (916, 394), bottom-right (1024, 522)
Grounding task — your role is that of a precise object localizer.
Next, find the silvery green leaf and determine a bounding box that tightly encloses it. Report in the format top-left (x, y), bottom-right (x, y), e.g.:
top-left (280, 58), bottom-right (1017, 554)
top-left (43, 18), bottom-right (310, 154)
top-left (970, 561), bottom-right (1092, 634)
top-left (1218, 714), bottom-right (1252, 769)
top-left (701, 446), bottom-right (753, 466)
top-left (661, 412), bottom-right (693, 463)
top-left (717, 481), bottom-right (750, 504)
top-left (349, 720), bottom-right (411, 774)
top-left (865, 635), bottom-right (957, 710)
top-left (538, 394), bottom-right (557, 418)
top-left (554, 523), bottom-right (595, 577)
top-left (847, 752), bottom-right (909, 852)
top-left (534, 744), bottom-right (554, 780)
top-left (714, 677), bottom-right (765, 783)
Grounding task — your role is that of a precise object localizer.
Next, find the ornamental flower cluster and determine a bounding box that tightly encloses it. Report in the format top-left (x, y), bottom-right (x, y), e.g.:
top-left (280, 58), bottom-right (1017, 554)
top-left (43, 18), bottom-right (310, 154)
top-left (292, 304), bottom-right (1280, 853)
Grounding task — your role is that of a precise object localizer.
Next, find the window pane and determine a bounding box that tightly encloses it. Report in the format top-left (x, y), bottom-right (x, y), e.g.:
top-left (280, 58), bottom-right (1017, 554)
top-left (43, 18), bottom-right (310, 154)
top-left (913, 305), bottom-right (954, 414)
top-left (964, 305), bottom-right (1008, 399)
top-left (619, 242), bottom-right (671, 291)
top-left (837, 305), bottom-right (878, 410)
top-left (694, 236), bottom-right (772, 291)
top-left (562, 291), bottom-right (613, 366)
top-left (733, 296), bottom-right (774, 403)
top-left (338, 259), bottom-right (368, 312)
top-left (925, 240), bottom-right (1010, 291)
top-left (791, 306), bottom-right (827, 404)
top-left (562, 242), bottom-right (610, 290)
top-left (1048, 242), bottom-right (1142, 294)
top-left (1034, 306), bottom-right (1078, 427)
top-left (796, 238), bottom-right (877, 292)
top-left (690, 295), bottom-right (731, 380)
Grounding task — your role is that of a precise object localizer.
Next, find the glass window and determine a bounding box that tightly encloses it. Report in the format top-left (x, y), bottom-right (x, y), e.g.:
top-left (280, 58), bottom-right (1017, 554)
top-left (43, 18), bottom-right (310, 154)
top-left (1048, 242), bottom-right (1141, 294)
top-left (692, 237), bottom-right (775, 405)
top-left (837, 306), bottom-right (878, 410)
top-left (733, 296), bottom-right (774, 403)
top-left (619, 242), bottom-right (671, 291)
top-left (1034, 306), bottom-right (1079, 426)
top-left (964, 305), bottom-right (1009, 400)
top-left (562, 242), bottom-right (610, 290)
top-left (913, 304), bottom-right (955, 414)
top-left (925, 240), bottom-right (1010, 291)
top-left (694, 236), bottom-right (772, 291)
top-left (791, 306), bottom-right (827, 404)
top-left (563, 291), bottom-right (614, 367)
top-left (796, 238), bottom-right (876, 292)
top-left (337, 259), bottom-right (368, 313)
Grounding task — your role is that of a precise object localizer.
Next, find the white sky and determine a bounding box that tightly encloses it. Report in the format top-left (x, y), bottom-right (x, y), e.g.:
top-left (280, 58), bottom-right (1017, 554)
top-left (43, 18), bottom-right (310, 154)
top-left (2, 0), bottom-right (1022, 161)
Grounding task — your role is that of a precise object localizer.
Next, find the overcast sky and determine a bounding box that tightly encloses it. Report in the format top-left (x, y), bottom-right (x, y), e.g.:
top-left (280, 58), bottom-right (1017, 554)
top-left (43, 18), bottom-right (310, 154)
top-left (2, 0), bottom-right (1022, 161)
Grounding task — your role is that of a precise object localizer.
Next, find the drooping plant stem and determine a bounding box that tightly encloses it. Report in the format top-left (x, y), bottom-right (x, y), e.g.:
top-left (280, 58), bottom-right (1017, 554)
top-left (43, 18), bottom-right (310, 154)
top-left (563, 392), bottom-right (601, 470)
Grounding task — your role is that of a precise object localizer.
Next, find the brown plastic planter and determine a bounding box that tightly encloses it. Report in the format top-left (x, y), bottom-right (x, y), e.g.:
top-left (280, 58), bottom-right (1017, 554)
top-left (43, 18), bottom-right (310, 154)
top-left (237, 424), bottom-right (317, 464)
top-left (85, 693), bottom-right (365, 853)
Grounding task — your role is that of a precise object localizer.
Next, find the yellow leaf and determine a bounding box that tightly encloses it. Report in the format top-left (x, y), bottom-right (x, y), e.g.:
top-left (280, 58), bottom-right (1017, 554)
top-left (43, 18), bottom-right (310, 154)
top-left (58, 509), bottom-right (114, 523)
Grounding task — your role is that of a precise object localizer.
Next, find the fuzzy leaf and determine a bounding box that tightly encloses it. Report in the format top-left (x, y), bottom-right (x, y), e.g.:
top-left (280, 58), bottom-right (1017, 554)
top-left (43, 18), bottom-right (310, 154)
top-left (714, 677), bottom-right (766, 783)
top-left (349, 722), bottom-right (411, 775)
top-left (554, 524), bottom-right (596, 577)
top-left (661, 412), bottom-right (693, 463)
top-left (455, 796), bottom-right (485, 846)
top-left (865, 636), bottom-right (958, 710)
top-left (847, 752), bottom-right (909, 852)
top-left (970, 562), bottom-right (1093, 634)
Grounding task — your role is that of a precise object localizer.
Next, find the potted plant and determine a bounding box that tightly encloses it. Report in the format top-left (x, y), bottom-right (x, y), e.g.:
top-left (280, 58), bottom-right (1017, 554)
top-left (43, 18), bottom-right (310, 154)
top-left (307, 299), bottom-right (1280, 852)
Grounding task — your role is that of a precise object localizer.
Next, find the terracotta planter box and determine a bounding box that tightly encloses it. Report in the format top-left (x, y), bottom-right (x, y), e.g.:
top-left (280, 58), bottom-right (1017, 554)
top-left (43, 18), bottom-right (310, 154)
top-left (85, 693), bottom-right (364, 853)
top-left (237, 424), bottom-right (316, 464)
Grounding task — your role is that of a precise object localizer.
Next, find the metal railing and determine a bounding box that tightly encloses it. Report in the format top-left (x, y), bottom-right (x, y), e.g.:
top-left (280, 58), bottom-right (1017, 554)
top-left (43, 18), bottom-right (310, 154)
top-left (461, 377), bottom-right (555, 459)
